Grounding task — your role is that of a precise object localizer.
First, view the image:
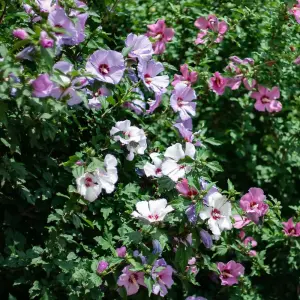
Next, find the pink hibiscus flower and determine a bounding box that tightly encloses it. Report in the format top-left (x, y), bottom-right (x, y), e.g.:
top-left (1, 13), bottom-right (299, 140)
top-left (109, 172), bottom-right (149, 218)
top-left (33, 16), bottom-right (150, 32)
top-left (282, 218), bottom-right (300, 237)
top-left (240, 188), bottom-right (269, 224)
top-left (172, 64), bottom-right (198, 87)
top-left (290, 1), bottom-right (300, 23)
top-left (209, 72), bottom-right (228, 95)
top-left (176, 178), bottom-right (198, 198)
top-left (146, 19), bottom-right (175, 54)
top-left (194, 15), bottom-right (228, 44)
top-left (233, 215), bottom-right (251, 229)
top-left (117, 265), bottom-right (146, 296)
top-left (217, 260), bottom-right (245, 286)
top-left (250, 86), bottom-right (282, 113)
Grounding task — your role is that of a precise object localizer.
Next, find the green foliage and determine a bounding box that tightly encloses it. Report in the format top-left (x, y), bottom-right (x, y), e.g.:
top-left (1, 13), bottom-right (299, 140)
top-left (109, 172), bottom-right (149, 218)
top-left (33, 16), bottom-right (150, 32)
top-left (0, 0), bottom-right (300, 300)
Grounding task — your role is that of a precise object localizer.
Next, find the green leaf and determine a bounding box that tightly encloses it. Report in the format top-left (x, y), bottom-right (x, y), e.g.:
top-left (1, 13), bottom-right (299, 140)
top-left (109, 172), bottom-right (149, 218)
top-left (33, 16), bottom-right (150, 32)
top-left (62, 155), bottom-right (81, 167)
top-left (1, 138), bottom-right (10, 148)
top-left (94, 236), bottom-right (111, 250)
top-left (205, 138), bottom-right (222, 146)
top-left (90, 273), bottom-right (102, 286)
top-left (157, 176), bottom-right (176, 192)
top-left (40, 113), bottom-right (52, 120)
top-left (127, 258), bottom-right (144, 271)
top-left (81, 217), bottom-right (95, 229)
top-left (86, 158), bottom-right (104, 172)
top-left (122, 46), bottom-right (132, 57)
top-left (72, 166), bottom-right (84, 178)
top-left (213, 245), bottom-right (228, 257)
top-left (0, 102), bottom-right (8, 126)
top-left (72, 214), bottom-right (82, 229)
top-left (162, 62), bottom-right (178, 71)
top-left (227, 179), bottom-right (234, 191)
top-left (126, 231), bottom-right (142, 244)
top-left (144, 276), bottom-right (154, 297)
top-left (41, 47), bottom-right (54, 70)
top-left (47, 213), bottom-right (60, 223)
top-left (67, 252), bottom-right (77, 260)
top-left (106, 96), bottom-right (116, 105)
top-left (175, 245), bottom-right (193, 271)
top-left (12, 39), bottom-right (31, 51)
top-left (206, 161), bottom-right (223, 172)
top-left (101, 207), bottom-right (113, 220)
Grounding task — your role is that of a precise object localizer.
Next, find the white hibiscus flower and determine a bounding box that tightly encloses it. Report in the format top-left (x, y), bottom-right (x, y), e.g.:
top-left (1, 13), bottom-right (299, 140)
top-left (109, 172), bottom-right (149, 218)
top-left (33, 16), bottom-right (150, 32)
top-left (110, 120), bottom-right (147, 161)
top-left (131, 199), bottom-right (174, 223)
top-left (143, 152), bottom-right (163, 178)
top-left (161, 142), bottom-right (195, 182)
top-left (199, 192), bottom-right (232, 236)
top-left (76, 154), bottom-right (118, 202)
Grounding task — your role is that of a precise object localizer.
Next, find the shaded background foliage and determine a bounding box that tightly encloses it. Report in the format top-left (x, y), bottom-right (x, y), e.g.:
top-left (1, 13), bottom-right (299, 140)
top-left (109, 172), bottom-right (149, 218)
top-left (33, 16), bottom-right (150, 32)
top-left (0, 0), bottom-right (300, 299)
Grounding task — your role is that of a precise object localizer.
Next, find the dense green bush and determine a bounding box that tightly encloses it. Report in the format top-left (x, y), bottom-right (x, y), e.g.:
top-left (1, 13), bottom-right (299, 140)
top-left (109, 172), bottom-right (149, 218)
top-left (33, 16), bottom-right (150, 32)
top-left (1, 0), bottom-right (300, 299)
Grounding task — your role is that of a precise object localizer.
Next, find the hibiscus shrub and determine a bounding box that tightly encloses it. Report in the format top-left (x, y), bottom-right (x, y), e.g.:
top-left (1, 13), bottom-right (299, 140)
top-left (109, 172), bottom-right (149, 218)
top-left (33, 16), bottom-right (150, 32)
top-left (1, 0), bottom-right (300, 299)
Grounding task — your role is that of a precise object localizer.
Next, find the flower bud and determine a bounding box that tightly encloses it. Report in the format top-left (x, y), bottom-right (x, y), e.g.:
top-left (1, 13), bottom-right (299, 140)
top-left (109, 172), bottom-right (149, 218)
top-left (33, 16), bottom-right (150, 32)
top-left (97, 260), bottom-right (108, 274)
top-left (116, 246), bottom-right (127, 258)
top-left (40, 31), bottom-right (54, 48)
top-left (13, 29), bottom-right (29, 40)
top-left (200, 229), bottom-right (213, 249)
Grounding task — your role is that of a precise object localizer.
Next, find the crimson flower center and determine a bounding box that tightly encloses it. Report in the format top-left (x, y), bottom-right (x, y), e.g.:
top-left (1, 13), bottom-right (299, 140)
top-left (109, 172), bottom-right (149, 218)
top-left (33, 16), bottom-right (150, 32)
top-left (123, 131), bottom-right (131, 137)
top-left (99, 64), bottom-right (109, 75)
top-left (215, 77), bottom-right (222, 87)
top-left (187, 190), bottom-right (198, 197)
top-left (148, 214), bottom-right (159, 220)
top-left (144, 74), bottom-right (152, 84)
top-left (155, 32), bottom-right (164, 40)
top-left (250, 201), bottom-right (258, 209)
top-left (93, 88), bottom-right (102, 97)
top-left (155, 168), bottom-right (162, 174)
top-left (288, 227), bottom-right (296, 234)
top-left (84, 177), bottom-right (94, 187)
top-left (222, 269), bottom-right (232, 279)
top-left (261, 96), bottom-right (271, 103)
top-left (128, 273), bottom-right (138, 284)
top-left (211, 208), bottom-right (222, 220)
top-left (177, 97), bottom-right (184, 107)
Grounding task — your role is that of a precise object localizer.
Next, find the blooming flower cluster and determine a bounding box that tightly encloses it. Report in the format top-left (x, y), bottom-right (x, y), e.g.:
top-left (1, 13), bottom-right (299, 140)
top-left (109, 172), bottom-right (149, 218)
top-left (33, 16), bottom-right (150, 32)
top-left (186, 257), bottom-right (198, 275)
top-left (76, 154), bottom-right (118, 202)
top-left (7, 2), bottom-right (300, 298)
top-left (152, 259), bottom-right (174, 296)
top-left (18, 1), bottom-right (87, 57)
top-left (143, 142), bottom-right (195, 182)
top-left (239, 231), bottom-right (258, 257)
top-left (31, 61), bottom-right (88, 105)
top-left (110, 120), bottom-right (147, 161)
top-left (146, 19), bottom-right (175, 54)
top-left (208, 56), bottom-right (282, 113)
top-left (240, 188), bottom-right (269, 224)
top-left (194, 15), bottom-right (228, 44)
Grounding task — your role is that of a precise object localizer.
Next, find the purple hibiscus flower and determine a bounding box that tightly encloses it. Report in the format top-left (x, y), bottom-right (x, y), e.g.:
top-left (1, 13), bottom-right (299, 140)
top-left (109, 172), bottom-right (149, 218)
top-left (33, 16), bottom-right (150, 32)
top-left (51, 61), bottom-right (88, 106)
top-left (152, 259), bottom-right (174, 297)
top-left (170, 83), bottom-right (197, 121)
top-left (86, 49), bottom-right (125, 84)
top-left (125, 33), bottom-right (153, 61)
top-left (138, 59), bottom-right (169, 93)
